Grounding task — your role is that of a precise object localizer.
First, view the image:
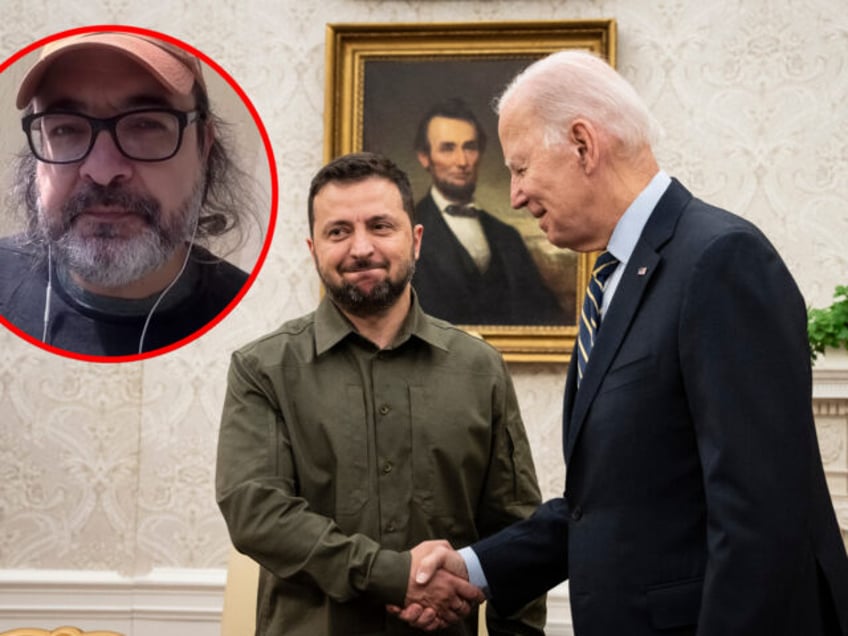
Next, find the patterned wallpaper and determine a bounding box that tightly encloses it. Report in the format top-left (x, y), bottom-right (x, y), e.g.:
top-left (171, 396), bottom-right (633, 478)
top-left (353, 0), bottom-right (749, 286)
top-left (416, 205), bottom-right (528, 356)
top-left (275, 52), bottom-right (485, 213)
top-left (0, 0), bottom-right (846, 575)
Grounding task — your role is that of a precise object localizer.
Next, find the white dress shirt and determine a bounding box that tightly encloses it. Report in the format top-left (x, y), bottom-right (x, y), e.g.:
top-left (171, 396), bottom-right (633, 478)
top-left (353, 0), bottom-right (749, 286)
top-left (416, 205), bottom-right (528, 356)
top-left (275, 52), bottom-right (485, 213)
top-left (430, 186), bottom-right (491, 272)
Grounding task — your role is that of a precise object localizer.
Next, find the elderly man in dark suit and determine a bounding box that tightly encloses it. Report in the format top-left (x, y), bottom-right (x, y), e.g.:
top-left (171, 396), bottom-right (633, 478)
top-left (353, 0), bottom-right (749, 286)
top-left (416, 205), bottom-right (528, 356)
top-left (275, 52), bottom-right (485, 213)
top-left (412, 98), bottom-right (565, 325)
top-left (400, 51), bottom-right (848, 635)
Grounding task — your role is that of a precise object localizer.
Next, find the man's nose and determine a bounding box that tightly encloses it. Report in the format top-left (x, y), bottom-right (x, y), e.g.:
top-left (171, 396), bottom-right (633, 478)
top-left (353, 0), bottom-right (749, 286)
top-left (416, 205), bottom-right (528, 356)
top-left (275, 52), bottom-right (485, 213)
top-left (349, 228), bottom-right (375, 257)
top-left (510, 176), bottom-right (528, 209)
top-left (78, 130), bottom-right (133, 186)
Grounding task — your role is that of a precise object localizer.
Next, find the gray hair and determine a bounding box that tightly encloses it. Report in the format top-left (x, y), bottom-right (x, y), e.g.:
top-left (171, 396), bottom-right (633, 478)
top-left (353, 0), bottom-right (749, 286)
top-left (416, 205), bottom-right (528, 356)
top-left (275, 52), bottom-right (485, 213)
top-left (496, 50), bottom-right (662, 155)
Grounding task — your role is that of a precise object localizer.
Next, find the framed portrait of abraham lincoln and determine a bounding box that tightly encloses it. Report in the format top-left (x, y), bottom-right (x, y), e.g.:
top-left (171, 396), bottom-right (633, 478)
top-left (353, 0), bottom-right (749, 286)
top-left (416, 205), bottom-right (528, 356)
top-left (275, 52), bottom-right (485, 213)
top-left (324, 20), bottom-right (616, 362)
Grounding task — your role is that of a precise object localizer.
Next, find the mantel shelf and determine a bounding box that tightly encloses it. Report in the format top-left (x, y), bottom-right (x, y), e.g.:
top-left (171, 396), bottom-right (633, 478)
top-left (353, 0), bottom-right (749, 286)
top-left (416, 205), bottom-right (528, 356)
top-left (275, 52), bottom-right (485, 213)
top-left (813, 348), bottom-right (848, 400)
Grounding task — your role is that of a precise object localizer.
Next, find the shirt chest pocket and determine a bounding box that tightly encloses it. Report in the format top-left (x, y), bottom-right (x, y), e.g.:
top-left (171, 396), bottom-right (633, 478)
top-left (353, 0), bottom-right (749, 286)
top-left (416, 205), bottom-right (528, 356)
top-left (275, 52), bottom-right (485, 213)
top-left (289, 384), bottom-right (369, 517)
top-left (408, 384), bottom-right (490, 517)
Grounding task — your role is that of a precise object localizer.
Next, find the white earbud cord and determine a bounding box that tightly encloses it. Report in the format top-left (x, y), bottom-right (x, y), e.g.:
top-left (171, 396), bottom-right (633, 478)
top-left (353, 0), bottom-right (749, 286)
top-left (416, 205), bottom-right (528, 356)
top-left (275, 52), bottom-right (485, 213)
top-left (41, 244), bottom-right (53, 343)
top-left (137, 219), bottom-right (200, 354)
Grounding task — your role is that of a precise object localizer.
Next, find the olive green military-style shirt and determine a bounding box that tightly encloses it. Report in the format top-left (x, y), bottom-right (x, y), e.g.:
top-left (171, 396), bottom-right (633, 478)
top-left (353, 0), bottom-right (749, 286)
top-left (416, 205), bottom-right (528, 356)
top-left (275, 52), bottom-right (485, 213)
top-left (216, 295), bottom-right (545, 635)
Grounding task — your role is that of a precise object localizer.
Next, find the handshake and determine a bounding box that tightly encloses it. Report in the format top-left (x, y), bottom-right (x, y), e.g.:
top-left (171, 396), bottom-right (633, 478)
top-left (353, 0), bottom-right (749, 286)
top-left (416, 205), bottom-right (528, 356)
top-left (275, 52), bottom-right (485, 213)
top-left (388, 540), bottom-right (486, 631)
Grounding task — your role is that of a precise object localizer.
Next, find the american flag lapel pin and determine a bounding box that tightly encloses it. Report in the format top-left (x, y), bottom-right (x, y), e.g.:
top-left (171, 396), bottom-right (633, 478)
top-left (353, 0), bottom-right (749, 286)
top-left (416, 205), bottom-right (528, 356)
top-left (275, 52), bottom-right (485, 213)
top-left (637, 266), bottom-right (648, 276)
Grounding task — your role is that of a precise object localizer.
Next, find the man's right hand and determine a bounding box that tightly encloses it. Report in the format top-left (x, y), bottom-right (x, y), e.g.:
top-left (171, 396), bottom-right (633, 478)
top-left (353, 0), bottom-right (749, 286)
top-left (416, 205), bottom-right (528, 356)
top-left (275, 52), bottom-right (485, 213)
top-left (387, 540), bottom-right (484, 631)
top-left (413, 540), bottom-right (470, 585)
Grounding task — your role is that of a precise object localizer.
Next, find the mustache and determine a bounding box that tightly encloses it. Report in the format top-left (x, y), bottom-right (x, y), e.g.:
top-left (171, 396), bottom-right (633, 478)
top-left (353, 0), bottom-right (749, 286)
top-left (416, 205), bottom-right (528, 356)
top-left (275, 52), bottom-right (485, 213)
top-left (62, 184), bottom-right (161, 227)
top-left (341, 257), bottom-right (388, 273)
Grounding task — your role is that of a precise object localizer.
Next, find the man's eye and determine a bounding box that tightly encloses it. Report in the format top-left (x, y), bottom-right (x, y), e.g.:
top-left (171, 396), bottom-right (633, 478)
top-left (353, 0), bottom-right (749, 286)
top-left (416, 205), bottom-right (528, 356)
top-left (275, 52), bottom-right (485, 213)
top-left (371, 222), bottom-right (396, 233)
top-left (124, 116), bottom-right (171, 132)
top-left (44, 121), bottom-right (87, 138)
top-left (132, 119), bottom-right (166, 130)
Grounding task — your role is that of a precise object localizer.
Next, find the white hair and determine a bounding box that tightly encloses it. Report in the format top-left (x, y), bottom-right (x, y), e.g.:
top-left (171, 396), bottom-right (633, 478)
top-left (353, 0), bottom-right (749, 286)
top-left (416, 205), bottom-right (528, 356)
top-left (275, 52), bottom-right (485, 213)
top-left (496, 50), bottom-right (662, 154)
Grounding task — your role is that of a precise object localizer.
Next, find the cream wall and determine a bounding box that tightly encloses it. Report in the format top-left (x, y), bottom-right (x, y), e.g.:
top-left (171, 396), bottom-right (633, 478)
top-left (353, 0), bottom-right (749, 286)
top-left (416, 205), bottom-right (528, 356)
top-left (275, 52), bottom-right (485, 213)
top-left (0, 0), bottom-right (846, 617)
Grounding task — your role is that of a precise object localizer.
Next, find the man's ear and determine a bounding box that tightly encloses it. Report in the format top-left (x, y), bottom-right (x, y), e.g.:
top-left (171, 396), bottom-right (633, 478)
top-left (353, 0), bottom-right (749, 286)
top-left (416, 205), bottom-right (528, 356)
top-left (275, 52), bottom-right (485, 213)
top-left (416, 151), bottom-right (431, 170)
top-left (412, 223), bottom-right (424, 260)
top-left (569, 119), bottom-right (598, 173)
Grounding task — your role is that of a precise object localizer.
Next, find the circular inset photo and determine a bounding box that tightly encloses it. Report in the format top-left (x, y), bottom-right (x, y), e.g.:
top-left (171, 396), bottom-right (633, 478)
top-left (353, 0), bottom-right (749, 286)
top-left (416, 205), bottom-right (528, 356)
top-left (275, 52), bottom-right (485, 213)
top-left (0, 25), bottom-right (277, 362)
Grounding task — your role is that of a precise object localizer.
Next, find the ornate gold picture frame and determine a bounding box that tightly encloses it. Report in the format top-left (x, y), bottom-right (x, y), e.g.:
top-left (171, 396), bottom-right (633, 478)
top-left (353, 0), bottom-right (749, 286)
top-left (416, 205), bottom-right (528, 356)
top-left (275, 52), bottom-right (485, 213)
top-left (324, 20), bottom-right (616, 362)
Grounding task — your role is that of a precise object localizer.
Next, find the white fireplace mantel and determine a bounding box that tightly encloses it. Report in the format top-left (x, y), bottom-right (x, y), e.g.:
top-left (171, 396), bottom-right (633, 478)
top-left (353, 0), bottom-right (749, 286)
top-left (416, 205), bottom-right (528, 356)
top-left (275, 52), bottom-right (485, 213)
top-left (813, 347), bottom-right (848, 400)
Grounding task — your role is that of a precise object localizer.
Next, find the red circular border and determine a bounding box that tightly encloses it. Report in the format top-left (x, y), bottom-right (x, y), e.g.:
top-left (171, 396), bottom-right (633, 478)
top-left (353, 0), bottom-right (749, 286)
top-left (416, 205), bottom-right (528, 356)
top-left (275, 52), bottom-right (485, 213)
top-left (0, 24), bottom-right (279, 364)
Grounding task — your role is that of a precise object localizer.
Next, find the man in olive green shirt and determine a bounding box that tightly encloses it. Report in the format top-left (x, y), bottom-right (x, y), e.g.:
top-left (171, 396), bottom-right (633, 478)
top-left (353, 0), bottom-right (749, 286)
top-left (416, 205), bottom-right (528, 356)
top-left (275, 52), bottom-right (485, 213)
top-left (215, 153), bottom-right (545, 635)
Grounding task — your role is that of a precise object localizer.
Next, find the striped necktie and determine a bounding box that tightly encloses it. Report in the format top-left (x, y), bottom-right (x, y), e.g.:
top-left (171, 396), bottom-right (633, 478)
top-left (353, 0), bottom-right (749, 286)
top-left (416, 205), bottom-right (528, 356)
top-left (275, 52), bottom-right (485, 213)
top-left (577, 250), bottom-right (619, 387)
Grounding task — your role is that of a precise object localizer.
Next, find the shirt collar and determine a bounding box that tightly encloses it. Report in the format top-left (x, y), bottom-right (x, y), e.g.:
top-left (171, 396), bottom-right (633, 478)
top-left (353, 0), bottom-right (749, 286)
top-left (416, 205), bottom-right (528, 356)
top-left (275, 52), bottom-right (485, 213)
top-left (607, 170), bottom-right (671, 265)
top-left (430, 185), bottom-right (477, 214)
top-left (314, 290), bottom-right (451, 356)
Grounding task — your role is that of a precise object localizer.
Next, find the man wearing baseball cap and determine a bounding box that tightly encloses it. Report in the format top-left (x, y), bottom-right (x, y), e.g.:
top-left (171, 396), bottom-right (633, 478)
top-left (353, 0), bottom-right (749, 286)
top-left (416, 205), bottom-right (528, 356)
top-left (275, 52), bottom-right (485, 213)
top-left (0, 31), bottom-right (257, 357)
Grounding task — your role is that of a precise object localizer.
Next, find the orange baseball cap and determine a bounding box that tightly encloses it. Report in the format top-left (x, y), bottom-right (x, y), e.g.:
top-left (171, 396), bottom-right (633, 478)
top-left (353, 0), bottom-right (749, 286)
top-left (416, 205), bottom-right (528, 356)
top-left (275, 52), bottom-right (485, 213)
top-left (16, 31), bottom-right (206, 109)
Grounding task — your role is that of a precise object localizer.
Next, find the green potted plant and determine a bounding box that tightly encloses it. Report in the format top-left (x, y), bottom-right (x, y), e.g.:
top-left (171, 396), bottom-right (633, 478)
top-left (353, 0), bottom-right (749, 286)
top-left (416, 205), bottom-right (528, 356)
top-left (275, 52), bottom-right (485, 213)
top-left (808, 285), bottom-right (848, 363)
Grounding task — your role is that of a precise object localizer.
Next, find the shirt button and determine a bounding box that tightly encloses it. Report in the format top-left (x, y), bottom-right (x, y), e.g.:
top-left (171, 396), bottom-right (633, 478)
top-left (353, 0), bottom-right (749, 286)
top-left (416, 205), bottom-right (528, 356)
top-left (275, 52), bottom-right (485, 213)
top-left (379, 405), bottom-right (390, 415)
top-left (382, 461), bottom-right (393, 474)
top-left (570, 505), bottom-right (583, 521)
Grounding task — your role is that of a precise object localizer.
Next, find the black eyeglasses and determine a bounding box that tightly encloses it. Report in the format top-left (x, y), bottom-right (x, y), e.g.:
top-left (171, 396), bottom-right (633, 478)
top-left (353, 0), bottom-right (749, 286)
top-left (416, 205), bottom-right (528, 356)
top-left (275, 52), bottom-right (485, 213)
top-left (22, 108), bottom-right (203, 164)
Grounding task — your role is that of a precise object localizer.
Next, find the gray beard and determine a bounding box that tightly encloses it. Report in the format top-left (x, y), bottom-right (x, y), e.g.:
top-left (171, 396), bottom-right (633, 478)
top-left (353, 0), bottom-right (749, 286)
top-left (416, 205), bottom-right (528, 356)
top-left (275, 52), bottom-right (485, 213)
top-left (39, 180), bottom-right (204, 289)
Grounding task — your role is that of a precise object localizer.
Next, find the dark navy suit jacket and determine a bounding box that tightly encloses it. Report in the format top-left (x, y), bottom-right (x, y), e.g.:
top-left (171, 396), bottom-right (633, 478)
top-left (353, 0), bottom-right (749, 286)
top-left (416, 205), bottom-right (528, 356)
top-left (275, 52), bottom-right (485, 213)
top-left (412, 194), bottom-right (566, 326)
top-left (471, 179), bottom-right (848, 636)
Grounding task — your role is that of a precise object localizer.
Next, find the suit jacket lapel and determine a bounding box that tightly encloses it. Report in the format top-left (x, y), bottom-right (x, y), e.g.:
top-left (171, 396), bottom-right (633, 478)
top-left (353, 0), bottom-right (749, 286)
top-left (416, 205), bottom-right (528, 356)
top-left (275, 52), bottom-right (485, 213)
top-left (565, 248), bottom-right (660, 459)
top-left (418, 195), bottom-right (482, 281)
top-left (564, 179), bottom-right (692, 462)
top-left (562, 353), bottom-right (578, 458)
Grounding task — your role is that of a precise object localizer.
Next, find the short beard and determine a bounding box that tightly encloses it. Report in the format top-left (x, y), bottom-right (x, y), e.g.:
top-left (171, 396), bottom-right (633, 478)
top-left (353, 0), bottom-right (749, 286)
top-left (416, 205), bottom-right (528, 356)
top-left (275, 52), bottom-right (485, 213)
top-left (38, 180), bottom-right (203, 289)
top-left (321, 256), bottom-right (415, 318)
top-left (431, 175), bottom-right (476, 204)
